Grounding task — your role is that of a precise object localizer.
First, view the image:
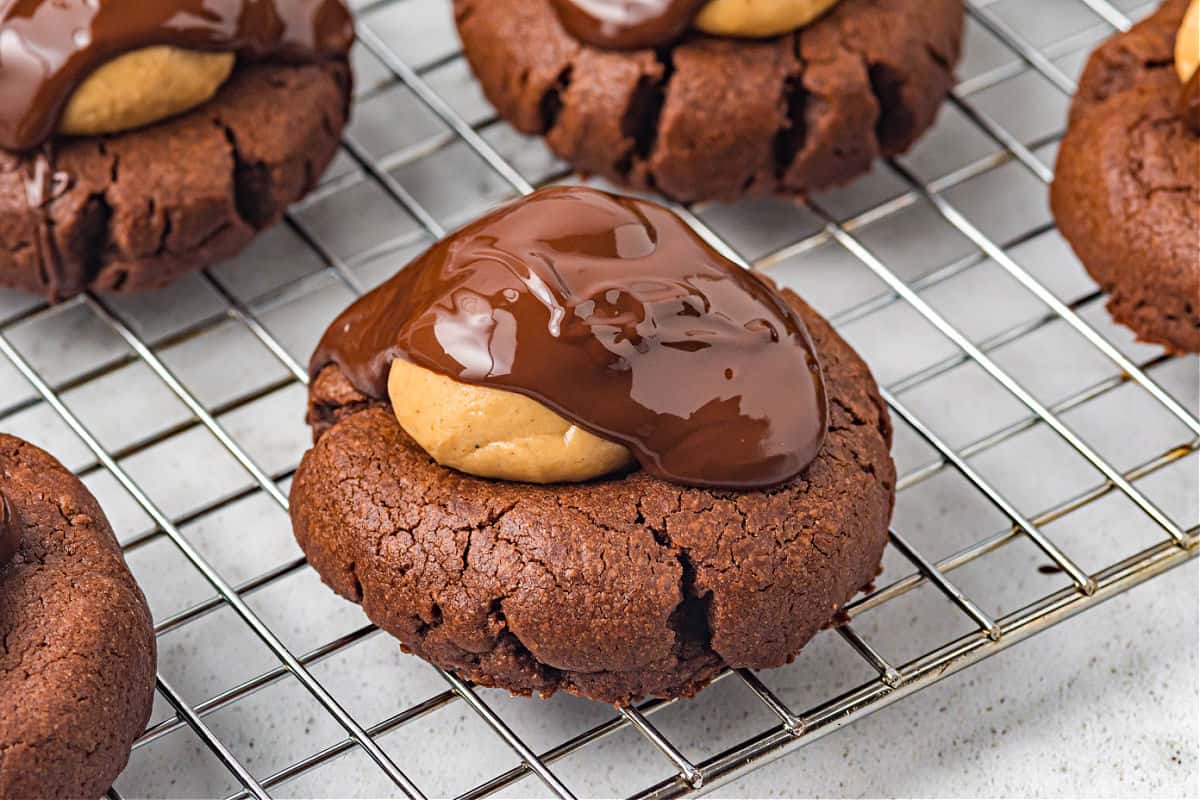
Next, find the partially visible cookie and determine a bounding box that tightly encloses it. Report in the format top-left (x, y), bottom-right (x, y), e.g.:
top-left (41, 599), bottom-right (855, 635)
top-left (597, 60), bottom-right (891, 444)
top-left (1051, 0), bottom-right (1199, 353)
top-left (0, 61), bottom-right (351, 301)
top-left (292, 290), bottom-right (895, 705)
top-left (454, 0), bottom-right (962, 203)
top-left (0, 0), bottom-right (355, 302)
top-left (0, 435), bottom-right (156, 798)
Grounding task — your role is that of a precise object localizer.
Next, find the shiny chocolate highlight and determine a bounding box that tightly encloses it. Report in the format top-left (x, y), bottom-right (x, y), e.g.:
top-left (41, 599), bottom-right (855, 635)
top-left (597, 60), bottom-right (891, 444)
top-left (549, 0), bottom-right (707, 49)
top-left (312, 186), bottom-right (828, 490)
top-left (0, 0), bottom-right (354, 151)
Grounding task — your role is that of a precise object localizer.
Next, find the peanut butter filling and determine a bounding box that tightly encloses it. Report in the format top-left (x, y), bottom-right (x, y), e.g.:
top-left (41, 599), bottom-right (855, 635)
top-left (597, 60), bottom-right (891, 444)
top-left (694, 0), bottom-right (842, 39)
top-left (388, 359), bottom-right (635, 484)
top-left (1176, 0), bottom-right (1199, 85)
top-left (58, 47), bottom-right (235, 138)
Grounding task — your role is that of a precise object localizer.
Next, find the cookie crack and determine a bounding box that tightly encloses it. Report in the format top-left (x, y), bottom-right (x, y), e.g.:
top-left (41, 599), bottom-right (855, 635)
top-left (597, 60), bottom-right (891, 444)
top-left (616, 49), bottom-right (674, 180)
top-left (346, 560), bottom-right (363, 602)
top-left (772, 33), bottom-right (809, 178)
top-left (493, 525), bottom-right (570, 594)
top-left (460, 498), bottom-right (518, 578)
top-left (455, 0), bottom-right (477, 27)
top-left (147, 198), bottom-right (172, 259)
top-left (831, 396), bottom-right (868, 427)
top-left (1124, 113), bottom-right (1200, 199)
top-left (551, 489), bottom-right (715, 665)
top-left (638, 500), bottom-right (717, 662)
top-left (866, 61), bottom-right (914, 155)
top-left (215, 118), bottom-right (275, 230)
top-left (668, 550), bottom-right (713, 651)
top-left (539, 65), bottom-right (573, 134)
top-left (924, 42), bottom-right (952, 74)
top-left (78, 192), bottom-right (113, 290)
top-left (105, 144), bottom-right (120, 184)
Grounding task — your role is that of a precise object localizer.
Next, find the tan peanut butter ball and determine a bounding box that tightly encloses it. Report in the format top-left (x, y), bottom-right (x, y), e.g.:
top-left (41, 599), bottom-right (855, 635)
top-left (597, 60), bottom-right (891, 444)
top-left (693, 0), bottom-right (842, 39)
top-left (1177, 0), bottom-right (1199, 84)
top-left (387, 358), bottom-right (635, 484)
top-left (59, 46), bottom-right (235, 138)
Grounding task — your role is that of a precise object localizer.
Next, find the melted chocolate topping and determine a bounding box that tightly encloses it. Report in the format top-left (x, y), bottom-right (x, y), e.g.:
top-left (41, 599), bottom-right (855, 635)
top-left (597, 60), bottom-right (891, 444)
top-left (1181, 69), bottom-right (1200, 134)
top-left (0, 492), bottom-right (19, 569)
top-left (0, 0), bottom-right (354, 152)
top-left (549, 0), bottom-right (708, 49)
top-left (312, 186), bottom-right (828, 490)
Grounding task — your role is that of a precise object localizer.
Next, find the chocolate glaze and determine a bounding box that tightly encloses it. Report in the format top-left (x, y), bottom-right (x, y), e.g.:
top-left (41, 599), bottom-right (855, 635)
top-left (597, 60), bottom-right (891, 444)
top-left (312, 186), bottom-right (828, 490)
top-left (0, 0), bottom-right (354, 152)
top-left (0, 492), bottom-right (19, 569)
top-left (549, 0), bottom-right (708, 49)
top-left (1181, 69), bottom-right (1200, 134)
top-left (23, 145), bottom-right (77, 299)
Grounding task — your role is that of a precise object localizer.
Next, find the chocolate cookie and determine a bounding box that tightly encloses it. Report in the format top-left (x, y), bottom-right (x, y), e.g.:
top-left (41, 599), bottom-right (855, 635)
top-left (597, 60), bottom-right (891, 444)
top-left (0, 60), bottom-right (351, 301)
top-left (453, 0), bottom-right (962, 203)
top-left (0, 435), bottom-right (156, 798)
top-left (291, 290), bottom-right (895, 705)
top-left (1051, 0), bottom-right (1200, 353)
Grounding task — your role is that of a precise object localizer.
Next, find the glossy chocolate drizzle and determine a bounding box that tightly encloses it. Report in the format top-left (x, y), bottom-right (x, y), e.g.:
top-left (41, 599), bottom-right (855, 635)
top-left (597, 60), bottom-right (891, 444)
top-left (0, 0), bottom-right (355, 152)
top-left (1181, 70), bottom-right (1200, 134)
top-left (0, 492), bottom-right (19, 569)
top-left (312, 186), bottom-right (829, 490)
top-left (549, 0), bottom-right (708, 49)
top-left (22, 146), bottom-right (77, 299)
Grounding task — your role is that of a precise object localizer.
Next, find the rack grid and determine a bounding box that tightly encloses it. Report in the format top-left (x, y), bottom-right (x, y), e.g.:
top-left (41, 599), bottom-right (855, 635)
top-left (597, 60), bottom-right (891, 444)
top-left (0, 0), bottom-right (1196, 797)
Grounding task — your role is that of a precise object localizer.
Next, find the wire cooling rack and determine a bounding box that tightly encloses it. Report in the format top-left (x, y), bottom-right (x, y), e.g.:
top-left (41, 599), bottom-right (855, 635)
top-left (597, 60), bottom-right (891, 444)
top-left (0, 0), bottom-right (1196, 797)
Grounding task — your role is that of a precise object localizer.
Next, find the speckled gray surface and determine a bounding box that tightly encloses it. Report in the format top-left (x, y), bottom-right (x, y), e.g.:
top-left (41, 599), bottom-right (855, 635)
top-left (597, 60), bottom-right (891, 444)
top-left (0, 0), bottom-right (1195, 797)
top-left (719, 563), bottom-right (1199, 798)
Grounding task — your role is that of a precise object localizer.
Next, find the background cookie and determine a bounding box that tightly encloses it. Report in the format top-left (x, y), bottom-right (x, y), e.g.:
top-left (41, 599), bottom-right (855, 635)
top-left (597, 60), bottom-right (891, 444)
top-left (0, 435), bottom-right (156, 798)
top-left (454, 0), bottom-right (962, 203)
top-left (291, 291), bottom-right (895, 705)
top-left (1051, 0), bottom-right (1199, 353)
top-left (0, 61), bottom-right (351, 302)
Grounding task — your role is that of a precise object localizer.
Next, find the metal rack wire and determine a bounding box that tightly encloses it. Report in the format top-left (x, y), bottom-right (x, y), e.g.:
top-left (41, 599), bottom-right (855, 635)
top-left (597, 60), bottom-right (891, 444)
top-left (0, 0), bottom-right (1195, 797)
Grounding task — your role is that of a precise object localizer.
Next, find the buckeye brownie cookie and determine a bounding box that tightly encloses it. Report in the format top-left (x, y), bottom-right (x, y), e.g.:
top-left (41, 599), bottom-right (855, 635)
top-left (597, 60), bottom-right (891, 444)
top-left (0, 0), bottom-right (354, 301)
top-left (1051, 0), bottom-right (1200, 353)
top-left (290, 186), bottom-right (895, 705)
top-left (0, 435), bottom-right (156, 798)
top-left (453, 0), bottom-right (962, 204)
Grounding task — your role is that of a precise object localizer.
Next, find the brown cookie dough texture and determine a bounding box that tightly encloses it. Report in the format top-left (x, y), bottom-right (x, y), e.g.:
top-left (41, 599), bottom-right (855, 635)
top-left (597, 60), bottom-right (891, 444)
top-left (453, 0), bottom-right (962, 203)
top-left (0, 435), bottom-right (156, 798)
top-left (1051, 0), bottom-right (1200, 353)
top-left (291, 290), bottom-right (895, 705)
top-left (0, 60), bottom-right (351, 301)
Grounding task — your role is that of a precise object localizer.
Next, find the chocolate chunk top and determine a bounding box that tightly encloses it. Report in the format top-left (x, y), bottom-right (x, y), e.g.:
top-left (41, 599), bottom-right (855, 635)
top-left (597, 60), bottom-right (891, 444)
top-left (312, 186), bottom-right (828, 490)
top-left (0, 0), bottom-right (354, 151)
top-left (0, 491), bottom-right (18, 568)
top-left (549, 0), bottom-right (708, 49)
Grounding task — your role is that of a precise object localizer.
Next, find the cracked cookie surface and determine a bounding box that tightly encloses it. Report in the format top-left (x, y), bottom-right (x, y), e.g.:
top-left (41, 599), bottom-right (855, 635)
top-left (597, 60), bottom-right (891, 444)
top-left (290, 290), bottom-right (895, 705)
top-left (1051, 0), bottom-right (1200, 353)
top-left (453, 0), bottom-right (962, 203)
top-left (0, 60), bottom-right (351, 302)
top-left (0, 435), bottom-right (156, 798)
